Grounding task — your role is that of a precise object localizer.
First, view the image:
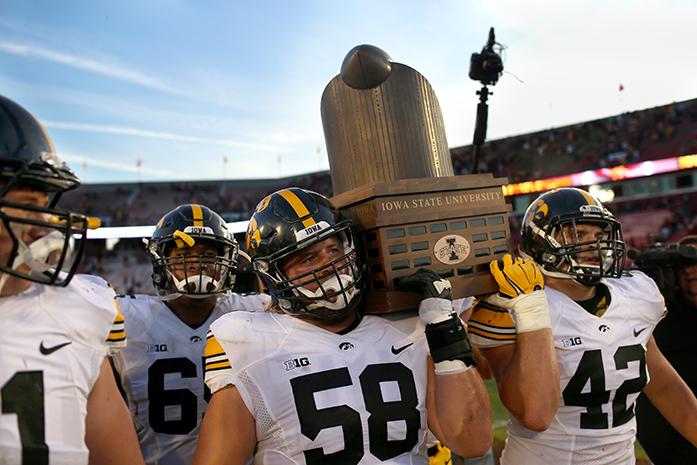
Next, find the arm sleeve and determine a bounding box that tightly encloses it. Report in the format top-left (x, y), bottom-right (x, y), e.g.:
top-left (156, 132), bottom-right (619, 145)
top-left (203, 330), bottom-right (235, 394)
top-left (104, 299), bottom-right (127, 354)
top-left (452, 297), bottom-right (474, 316)
top-left (204, 329), bottom-right (256, 415)
top-left (468, 302), bottom-right (517, 348)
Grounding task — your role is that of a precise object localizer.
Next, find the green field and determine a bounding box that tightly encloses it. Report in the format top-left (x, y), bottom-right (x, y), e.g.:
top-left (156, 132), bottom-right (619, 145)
top-left (484, 379), bottom-right (650, 464)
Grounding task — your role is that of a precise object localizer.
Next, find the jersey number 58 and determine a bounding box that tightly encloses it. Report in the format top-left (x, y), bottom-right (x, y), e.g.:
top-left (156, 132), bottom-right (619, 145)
top-left (291, 362), bottom-right (421, 465)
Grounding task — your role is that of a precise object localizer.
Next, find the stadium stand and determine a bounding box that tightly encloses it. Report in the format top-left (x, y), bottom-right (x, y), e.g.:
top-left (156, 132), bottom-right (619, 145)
top-left (66, 98), bottom-right (697, 295)
top-left (451, 98), bottom-right (697, 182)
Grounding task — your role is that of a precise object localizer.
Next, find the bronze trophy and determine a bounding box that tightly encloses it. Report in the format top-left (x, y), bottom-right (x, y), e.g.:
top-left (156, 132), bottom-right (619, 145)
top-left (321, 45), bottom-right (511, 313)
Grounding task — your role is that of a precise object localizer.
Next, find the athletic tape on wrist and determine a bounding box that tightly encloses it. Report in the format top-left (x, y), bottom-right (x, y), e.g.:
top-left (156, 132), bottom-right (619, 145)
top-left (425, 314), bottom-right (476, 367)
top-left (434, 359), bottom-right (472, 375)
top-left (510, 291), bottom-right (552, 333)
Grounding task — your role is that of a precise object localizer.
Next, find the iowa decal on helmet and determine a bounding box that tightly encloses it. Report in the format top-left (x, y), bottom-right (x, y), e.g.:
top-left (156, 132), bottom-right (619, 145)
top-left (245, 187), bottom-right (365, 321)
top-left (146, 204), bottom-right (239, 299)
top-left (521, 187), bottom-right (625, 286)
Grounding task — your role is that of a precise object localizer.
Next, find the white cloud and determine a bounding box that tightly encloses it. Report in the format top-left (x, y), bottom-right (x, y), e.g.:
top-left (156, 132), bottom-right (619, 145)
top-left (43, 121), bottom-right (305, 154)
top-left (60, 152), bottom-right (173, 177)
top-left (0, 40), bottom-right (177, 94)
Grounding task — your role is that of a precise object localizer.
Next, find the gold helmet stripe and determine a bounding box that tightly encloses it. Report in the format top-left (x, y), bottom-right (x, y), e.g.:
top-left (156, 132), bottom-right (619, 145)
top-left (191, 204), bottom-right (204, 227)
top-left (278, 190), bottom-right (316, 228)
top-left (578, 190), bottom-right (598, 206)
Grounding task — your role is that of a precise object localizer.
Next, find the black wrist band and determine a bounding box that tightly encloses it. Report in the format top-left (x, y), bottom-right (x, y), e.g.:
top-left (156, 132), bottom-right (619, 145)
top-left (425, 314), bottom-right (476, 366)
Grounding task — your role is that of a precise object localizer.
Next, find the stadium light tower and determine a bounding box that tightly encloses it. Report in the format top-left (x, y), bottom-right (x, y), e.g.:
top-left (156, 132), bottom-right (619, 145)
top-left (468, 27), bottom-right (504, 174)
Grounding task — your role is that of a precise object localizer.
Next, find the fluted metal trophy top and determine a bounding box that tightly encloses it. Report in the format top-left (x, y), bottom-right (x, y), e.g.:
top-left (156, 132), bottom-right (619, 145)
top-left (322, 45), bottom-right (510, 313)
top-left (321, 45), bottom-right (454, 195)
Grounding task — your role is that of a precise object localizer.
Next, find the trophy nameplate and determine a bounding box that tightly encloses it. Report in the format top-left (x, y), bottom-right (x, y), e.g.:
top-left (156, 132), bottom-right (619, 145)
top-left (331, 175), bottom-right (510, 313)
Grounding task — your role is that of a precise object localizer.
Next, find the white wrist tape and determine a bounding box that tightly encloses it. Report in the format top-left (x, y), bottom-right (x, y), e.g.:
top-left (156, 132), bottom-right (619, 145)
top-left (434, 360), bottom-right (473, 375)
top-left (419, 297), bottom-right (454, 325)
top-left (509, 290), bottom-right (551, 333)
top-left (486, 290), bottom-right (551, 333)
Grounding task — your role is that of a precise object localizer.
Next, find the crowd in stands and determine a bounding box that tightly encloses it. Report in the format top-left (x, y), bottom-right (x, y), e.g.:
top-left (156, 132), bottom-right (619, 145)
top-left (79, 239), bottom-right (154, 295)
top-left (63, 171), bottom-right (333, 228)
top-left (507, 190), bottom-right (697, 254)
top-left (451, 98), bottom-right (697, 182)
top-left (81, 190), bottom-right (696, 296)
top-left (62, 98), bottom-right (697, 228)
top-left (63, 98), bottom-right (697, 295)
top-left (612, 191), bottom-right (697, 249)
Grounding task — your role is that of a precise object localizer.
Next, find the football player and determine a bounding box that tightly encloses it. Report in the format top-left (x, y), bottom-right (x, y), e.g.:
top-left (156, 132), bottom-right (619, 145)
top-left (0, 95), bottom-right (144, 464)
top-left (193, 187), bottom-right (492, 465)
top-left (469, 187), bottom-right (697, 465)
top-left (110, 204), bottom-right (269, 465)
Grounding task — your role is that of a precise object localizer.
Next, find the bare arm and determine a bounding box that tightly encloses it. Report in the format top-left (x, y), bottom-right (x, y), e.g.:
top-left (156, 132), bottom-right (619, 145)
top-left (427, 358), bottom-right (492, 457)
top-left (643, 336), bottom-right (697, 447)
top-left (192, 385), bottom-right (257, 465)
top-left (86, 358), bottom-right (145, 465)
top-left (481, 329), bottom-right (560, 431)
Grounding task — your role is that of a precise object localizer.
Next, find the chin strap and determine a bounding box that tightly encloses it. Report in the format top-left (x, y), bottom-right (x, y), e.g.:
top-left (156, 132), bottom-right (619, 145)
top-left (16, 231), bottom-right (69, 273)
top-left (0, 230), bottom-right (71, 294)
top-left (294, 273), bottom-right (358, 311)
top-left (160, 270), bottom-right (228, 301)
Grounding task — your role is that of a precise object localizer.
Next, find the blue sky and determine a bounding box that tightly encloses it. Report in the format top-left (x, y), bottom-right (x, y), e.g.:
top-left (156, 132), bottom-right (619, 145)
top-left (2, 0), bottom-right (696, 183)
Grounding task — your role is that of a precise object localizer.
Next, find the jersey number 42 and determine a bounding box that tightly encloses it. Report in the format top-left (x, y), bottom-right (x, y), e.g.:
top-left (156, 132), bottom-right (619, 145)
top-left (562, 344), bottom-right (647, 429)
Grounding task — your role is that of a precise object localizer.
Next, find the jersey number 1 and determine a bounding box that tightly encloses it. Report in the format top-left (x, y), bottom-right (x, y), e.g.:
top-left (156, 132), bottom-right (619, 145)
top-left (1, 371), bottom-right (48, 465)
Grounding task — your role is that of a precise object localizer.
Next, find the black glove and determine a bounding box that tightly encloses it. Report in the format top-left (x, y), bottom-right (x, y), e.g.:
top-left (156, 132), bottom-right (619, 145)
top-left (397, 269), bottom-right (452, 300)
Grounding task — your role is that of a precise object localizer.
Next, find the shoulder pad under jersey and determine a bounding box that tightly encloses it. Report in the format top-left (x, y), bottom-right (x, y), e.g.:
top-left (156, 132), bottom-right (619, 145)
top-left (605, 270), bottom-right (664, 305)
top-left (216, 293), bottom-right (271, 313)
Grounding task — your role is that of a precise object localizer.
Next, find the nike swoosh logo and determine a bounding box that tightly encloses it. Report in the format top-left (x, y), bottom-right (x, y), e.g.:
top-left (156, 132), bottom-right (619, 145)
top-left (391, 342), bottom-right (414, 355)
top-left (633, 327), bottom-right (647, 337)
top-left (39, 341), bottom-right (72, 355)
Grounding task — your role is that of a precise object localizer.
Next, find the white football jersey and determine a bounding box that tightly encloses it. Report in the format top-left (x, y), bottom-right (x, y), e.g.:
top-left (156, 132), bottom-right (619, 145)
top-left (111, 292), bottom-right (268, 465)
top-left (470, 272), bottom-right (666, 465)
top-left (205, 311), bottom-right (433, 465)
top-left (0, 275), bottom-right (125, 465)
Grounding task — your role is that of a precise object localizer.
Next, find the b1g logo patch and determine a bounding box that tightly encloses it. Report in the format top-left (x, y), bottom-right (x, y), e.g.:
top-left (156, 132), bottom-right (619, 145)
top-left (562, 336), bottom-right (583, 348)
top-left (433, 234), bottom-right (470, 265)
top-left (284, 357), bottom-right (311, 371)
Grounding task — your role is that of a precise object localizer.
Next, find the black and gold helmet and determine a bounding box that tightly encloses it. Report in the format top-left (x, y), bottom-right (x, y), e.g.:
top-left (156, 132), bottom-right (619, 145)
top-left (0, 95), bottom-right (95, 287)
top-left (246, 187), bottom-right (364, 321)
top-left (521, 187), bottom-right (625, 286)
top-left (146, 204), bottom-right (239, 299)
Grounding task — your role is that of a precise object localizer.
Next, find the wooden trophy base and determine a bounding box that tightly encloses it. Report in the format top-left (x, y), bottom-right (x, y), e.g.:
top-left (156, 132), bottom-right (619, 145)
top-left (331, 174), bottom-right (511, 314)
